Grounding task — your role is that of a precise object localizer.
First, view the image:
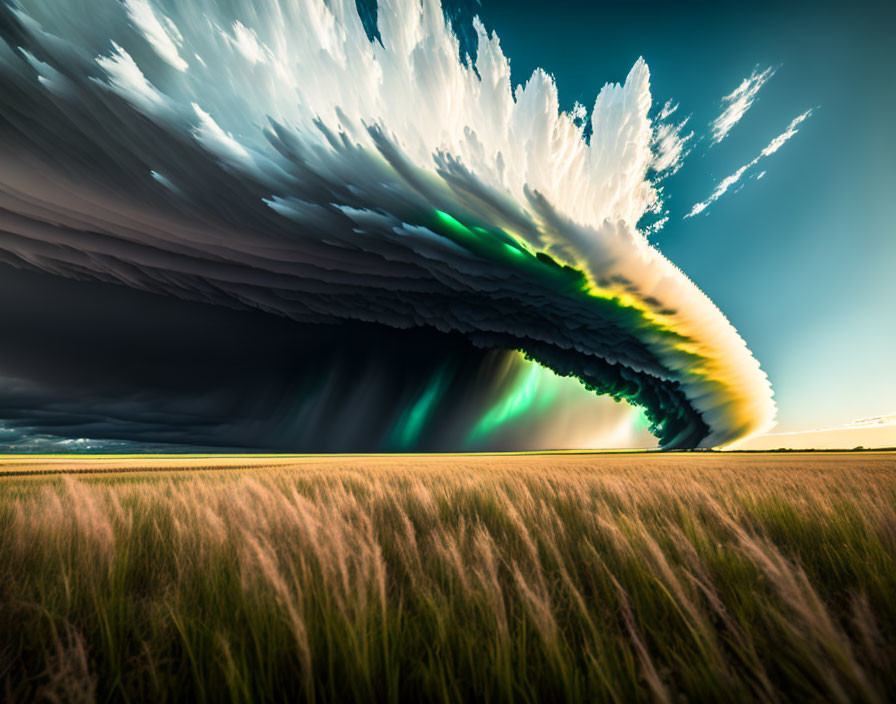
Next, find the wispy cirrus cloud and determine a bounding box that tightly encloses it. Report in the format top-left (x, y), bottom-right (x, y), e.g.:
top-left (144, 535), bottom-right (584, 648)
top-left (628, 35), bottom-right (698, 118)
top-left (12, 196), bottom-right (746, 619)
top-left (709, 66), bottom-right (776, 146)
top-left (731, 412), bottom-right (896, 450)
top-left (764, 413), bottom-right (896, 437)
top-left (848, 413), bottom-right (896, 428)
top-left (685, 109), bottom-right (813, 218)
top-left (651, 100), bottom-right (693, 177)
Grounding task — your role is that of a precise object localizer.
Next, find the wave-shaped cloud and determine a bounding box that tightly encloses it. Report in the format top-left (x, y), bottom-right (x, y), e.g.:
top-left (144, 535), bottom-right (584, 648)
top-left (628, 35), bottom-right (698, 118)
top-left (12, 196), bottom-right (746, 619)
top-left (0, 0), bottom-right (775, 449)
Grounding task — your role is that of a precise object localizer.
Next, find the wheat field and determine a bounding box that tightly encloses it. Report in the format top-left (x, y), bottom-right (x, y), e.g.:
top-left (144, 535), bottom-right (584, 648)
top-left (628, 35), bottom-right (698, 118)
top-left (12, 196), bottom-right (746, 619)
top-left (1, 452), bottom-right (895, 703)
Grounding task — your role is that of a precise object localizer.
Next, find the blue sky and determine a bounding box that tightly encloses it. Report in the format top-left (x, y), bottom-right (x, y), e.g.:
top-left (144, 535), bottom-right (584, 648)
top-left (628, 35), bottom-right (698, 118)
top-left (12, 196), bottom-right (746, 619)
top-left (0, 0), bottom-right (891, 452)
top-left (460, 0), bottom-right (895, 433)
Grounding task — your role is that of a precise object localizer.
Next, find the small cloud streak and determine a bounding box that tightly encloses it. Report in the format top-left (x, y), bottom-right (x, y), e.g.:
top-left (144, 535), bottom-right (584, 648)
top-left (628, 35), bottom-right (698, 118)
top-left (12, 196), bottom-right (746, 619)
top-left (731, 412), bottom-right (896, 450)
top-left (685, 109), bottom-right (812, 218)
top-left (767, 413), bottom-right (896, 436)
top-left (847, 413), bottom-right (896, 428)
top-left (710, 66), bottom-right (775, 146)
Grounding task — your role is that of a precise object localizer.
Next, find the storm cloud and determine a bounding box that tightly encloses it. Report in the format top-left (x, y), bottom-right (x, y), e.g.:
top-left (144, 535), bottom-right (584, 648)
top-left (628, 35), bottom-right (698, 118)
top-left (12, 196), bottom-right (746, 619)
top-left (0, 0), bottom-right (775, 450)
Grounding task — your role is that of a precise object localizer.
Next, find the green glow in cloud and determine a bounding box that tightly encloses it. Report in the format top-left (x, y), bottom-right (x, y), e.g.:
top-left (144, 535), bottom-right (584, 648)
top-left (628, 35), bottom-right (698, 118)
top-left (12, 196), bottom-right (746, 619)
top-left (389, 366), bottom-right (450, 449)
top-left (467, 360), bottom-right (560, 445)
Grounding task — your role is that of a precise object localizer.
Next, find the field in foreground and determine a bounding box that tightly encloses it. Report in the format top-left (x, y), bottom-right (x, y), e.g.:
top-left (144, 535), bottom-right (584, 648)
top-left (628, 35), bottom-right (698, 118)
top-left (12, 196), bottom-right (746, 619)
top-left (1, 452), bottom-right (895, 703)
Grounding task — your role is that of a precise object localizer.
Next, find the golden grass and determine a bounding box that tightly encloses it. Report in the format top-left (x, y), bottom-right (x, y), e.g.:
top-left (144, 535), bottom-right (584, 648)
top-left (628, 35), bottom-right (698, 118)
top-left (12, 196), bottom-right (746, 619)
top-left (1, 452), bottom-right (894, 702)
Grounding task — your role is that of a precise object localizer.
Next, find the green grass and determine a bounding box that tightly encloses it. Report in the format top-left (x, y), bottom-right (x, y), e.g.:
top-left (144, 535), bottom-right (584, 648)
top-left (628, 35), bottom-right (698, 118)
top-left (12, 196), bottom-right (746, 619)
top-left (1, 454), bottom-right (895, 702)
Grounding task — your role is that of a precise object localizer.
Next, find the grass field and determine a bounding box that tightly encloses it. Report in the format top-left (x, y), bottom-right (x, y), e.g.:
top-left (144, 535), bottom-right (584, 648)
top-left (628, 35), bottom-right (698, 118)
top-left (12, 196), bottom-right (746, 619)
top-left (1, 452), bottom-right (895, 703)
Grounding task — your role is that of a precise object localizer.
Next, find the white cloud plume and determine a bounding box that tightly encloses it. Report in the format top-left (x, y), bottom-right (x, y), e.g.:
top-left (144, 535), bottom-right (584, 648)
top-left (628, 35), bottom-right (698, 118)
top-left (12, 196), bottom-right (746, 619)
top-left (124, 0), bottom-right (188, 71)
top-left (221, 21), bottom-right (270, 65)
top-left (686, 109), bottom-right (812, 218)
top-left (709, 66), bottom-right (775, 145)
top-left (651, 101), bottom-right (693, 177)
top-left (93, 41), bottom-right (166, 113)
